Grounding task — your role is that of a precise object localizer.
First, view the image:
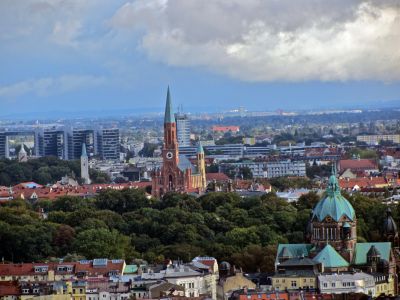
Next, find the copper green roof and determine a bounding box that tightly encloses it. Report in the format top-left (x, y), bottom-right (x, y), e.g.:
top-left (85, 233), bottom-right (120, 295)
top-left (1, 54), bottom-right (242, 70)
top-left (124, 264), bottom-right (138, 274)
top-left (164, 86), bottom-right (175, 123)
top-left (312, 173), bottom-right (355, 222)
top-left (313, 244), bottom-right (349, 268)
top-left (353, 242), bottom-right (391, 265)
top-left (197, 141), bottom-right (204, 154)
top-left (276, 244), bottom-right (312, 260)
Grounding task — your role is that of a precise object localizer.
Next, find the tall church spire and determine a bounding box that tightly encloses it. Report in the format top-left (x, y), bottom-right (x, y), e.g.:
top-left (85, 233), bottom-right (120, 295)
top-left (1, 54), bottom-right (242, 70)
top-left (164, 86), bottom-right (175, 123)
top-left (81, 143), bottom-right (90, 185)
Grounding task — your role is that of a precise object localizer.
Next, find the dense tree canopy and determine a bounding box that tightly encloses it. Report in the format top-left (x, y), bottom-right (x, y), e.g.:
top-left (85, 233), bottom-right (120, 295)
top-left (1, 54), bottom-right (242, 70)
top-left (0, 189), bottom-right (394, 272)
top-left (0, 157), bottom-right (110, 186)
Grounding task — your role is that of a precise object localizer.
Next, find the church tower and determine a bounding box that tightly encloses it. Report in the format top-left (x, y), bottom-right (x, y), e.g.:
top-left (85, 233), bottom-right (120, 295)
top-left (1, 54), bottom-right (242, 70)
top-left (81, 143), bottom-right (91, 184)
top-left (18, 143), bottom-right (28, 162)
top-left (197, 141), bottom-right (206, 189)
top-left (310, 167), bottom-right (357, 262)
top-left (161, 86), bottom-right (180, 192)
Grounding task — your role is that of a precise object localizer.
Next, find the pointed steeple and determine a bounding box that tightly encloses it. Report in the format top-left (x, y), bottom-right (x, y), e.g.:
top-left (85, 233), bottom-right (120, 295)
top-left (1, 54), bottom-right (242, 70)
top-left (197, 141), bottom-right (204, 154)
top-left (81, 143), bottom-right (87, 157)
top-left (164, 86), bottom-right (175, 123)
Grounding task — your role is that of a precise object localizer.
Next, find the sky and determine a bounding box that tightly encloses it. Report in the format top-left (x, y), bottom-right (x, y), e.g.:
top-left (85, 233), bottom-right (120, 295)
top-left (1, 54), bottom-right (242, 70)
top-left (0, 0), bottom-right (400, 117)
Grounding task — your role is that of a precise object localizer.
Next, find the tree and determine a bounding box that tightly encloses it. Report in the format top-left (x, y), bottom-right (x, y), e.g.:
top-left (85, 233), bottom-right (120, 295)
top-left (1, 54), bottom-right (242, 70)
top-left (73, 228), bottom-right (135, 259)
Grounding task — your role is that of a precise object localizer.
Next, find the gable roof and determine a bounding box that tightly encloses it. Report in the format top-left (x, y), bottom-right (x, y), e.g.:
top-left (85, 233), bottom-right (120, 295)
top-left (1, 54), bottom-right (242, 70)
top-left (339, 159), bottom-right (378, 171)
top-left (313, 244), bottom-right (349, 268)
top-left (353, 242), bottom-right (391, 265)
top-left (276, 244), bottom-right (313, 262)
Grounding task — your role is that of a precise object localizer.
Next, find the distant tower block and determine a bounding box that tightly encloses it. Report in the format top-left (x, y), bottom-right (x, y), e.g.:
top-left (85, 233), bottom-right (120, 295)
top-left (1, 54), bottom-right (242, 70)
top-left (18, 143), bottom-right (28, 162)
top-left (81, 143), bottom-right (91, 184)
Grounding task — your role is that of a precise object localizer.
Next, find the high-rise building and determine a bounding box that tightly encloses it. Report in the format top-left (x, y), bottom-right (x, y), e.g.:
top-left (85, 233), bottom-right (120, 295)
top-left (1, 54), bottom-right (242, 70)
top-left (175, 112), bottom-right (191, 147)
top-left (72, 129), bottom-right (96, 159)
top-left (1, 126), bottom-right (119, 161)
top-left (97, 128), bottom-right (119, 160)
top-left (34, 128), bottom-right (68, 159)
top-left (0, 132), bottom-right (6, 158)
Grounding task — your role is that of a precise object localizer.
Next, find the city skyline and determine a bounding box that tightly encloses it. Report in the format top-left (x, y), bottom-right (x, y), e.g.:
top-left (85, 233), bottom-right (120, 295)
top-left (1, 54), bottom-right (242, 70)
top-left (1, 1), bottom-right (400, 117)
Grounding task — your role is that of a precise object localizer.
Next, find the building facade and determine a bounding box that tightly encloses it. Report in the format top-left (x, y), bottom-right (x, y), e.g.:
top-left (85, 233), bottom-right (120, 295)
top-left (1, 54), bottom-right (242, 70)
top-left (175, 112), bottom-right (191, 147)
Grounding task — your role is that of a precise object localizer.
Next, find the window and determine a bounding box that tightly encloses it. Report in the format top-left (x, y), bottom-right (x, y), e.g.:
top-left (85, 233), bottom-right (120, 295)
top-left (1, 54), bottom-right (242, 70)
top-left (291, 281), bottom-right (297, 287)
top-left (332, 283), bottom-right (335, 287)
top-left (303, 279), bottom-right (306, 283)
top-left (323, 283), bottom-right (328, 288)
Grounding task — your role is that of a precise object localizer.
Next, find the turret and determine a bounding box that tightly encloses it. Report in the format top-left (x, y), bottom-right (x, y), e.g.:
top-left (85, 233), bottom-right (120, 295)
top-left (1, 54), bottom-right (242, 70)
top-left (383, 207), bottom-right (398, 246)
top-left (197, 141), bottom-right (206, 190)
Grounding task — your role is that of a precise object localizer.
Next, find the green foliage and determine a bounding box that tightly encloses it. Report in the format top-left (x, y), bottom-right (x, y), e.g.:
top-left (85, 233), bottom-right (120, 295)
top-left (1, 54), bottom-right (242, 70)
top-left (347, 148), bottom-right (378, 160)
top-left (138, 143), bottom-right (159, 157)
top-left (0, 187), bottom-right (394, 272)
top-left (0, 157), bottom-right (109, 186)
top-left (269, 177), bottom-right (312, 191)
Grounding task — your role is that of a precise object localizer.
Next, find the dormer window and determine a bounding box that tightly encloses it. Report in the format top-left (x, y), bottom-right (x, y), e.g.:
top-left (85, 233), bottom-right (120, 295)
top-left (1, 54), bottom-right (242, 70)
top-left (34, 266), bottom-right (48, 273)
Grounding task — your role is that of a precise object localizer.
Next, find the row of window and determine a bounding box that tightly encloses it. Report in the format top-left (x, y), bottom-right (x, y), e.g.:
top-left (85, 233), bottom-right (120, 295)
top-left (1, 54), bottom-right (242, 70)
top-left (275, 278), bottom-right (314, 284)
top-left (322, 281), bottom-right (355, 288)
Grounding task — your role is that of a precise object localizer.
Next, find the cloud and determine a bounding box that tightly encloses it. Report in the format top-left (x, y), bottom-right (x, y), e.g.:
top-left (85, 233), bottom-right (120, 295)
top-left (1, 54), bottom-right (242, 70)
top-left (0, 75), bottom-right (106, 99)
top-left (110, 0), bottom-right (400, 82)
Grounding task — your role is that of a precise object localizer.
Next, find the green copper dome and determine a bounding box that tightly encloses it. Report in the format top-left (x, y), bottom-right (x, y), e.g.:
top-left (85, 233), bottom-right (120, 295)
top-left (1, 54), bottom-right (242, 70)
top-left (312, 172), bottom-right (355, 222)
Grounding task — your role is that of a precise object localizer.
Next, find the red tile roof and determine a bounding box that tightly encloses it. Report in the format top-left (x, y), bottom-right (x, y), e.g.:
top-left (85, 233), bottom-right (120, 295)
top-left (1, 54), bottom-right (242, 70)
top-left (212, 126), bottom-right (240, 132)
top-left (206, 173), bottom-right (229, 182)
top-left (339, 159), bottom-right (378, 171)
top-left (11, 182), bottom-right (152, 201)
top-left (339, 177), bottom-right (388, 189)
top-left (0, 282), bottom-right (20, 296)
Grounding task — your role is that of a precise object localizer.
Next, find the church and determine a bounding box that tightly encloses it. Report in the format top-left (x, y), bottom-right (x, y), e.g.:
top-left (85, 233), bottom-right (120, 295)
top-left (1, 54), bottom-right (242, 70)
top-left (274, 169), bottom-right (399, 295)
top-left (152, 88), bottom-right (206, 198)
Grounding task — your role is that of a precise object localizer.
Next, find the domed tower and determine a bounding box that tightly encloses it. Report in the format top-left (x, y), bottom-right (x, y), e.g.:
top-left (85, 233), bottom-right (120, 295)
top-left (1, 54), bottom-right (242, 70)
top-left (310, 168), bottom-right (356, 263)
top-left (383, 207), bottom-right (399, 247)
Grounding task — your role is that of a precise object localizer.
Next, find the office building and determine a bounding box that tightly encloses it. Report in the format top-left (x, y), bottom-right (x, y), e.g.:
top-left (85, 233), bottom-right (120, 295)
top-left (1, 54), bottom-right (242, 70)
top-left (265, 160), bottom-right (306, 178)
top-left (175, 112), bottom-right (191, 147)
top-left (97, 128), bottom-right (120, 160)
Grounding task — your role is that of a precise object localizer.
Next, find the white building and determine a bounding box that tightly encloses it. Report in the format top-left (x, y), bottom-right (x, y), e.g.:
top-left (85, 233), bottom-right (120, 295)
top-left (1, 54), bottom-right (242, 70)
top-left (265, 160), bottom-right (306, 178)
top-left (318, 272), bottom-right (375, 296)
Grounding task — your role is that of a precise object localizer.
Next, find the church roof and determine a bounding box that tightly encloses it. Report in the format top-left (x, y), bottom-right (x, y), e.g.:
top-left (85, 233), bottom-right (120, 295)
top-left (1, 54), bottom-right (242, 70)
top-left (312, 173), bottom-right (355, 222)
top-left (353, 242), bottom-right (391, 265)
top-left (276, 244), bottom-right (312, 261)
top-left (313, 244), bottom-right (349, 268)
top-left (178, 154), bottom-right (195, 172)
top-left (164, 86), bottom-right (175, 123)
